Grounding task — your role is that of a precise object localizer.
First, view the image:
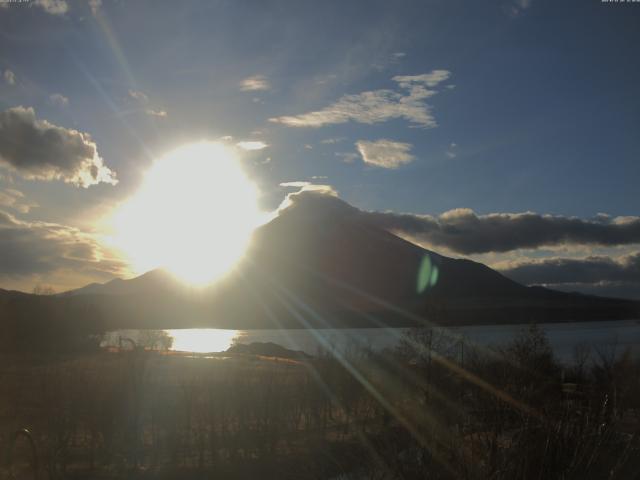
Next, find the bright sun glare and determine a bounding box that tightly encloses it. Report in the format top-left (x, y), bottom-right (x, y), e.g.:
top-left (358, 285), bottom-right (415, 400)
top-left (112, 142), bottom-right (262, 285)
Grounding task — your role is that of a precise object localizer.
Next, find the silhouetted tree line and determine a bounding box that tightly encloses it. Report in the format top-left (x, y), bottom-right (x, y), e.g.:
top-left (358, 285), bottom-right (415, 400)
top-left (0, 325), bottom-right (639, 479)
top-left (0, 295), bottom-right (106, 353)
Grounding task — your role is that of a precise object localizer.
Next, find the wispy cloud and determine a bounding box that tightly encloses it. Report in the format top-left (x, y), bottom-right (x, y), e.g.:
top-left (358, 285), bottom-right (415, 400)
top-left (0, 209), bottom-right (126, 283)
top-left (356, 139), bottom-right (415, 169)
top-left (48, 93), bottom-right (69, 107)
top-left (280, 181), bottom-right (313, 188)
top-left (33, 0), bottom-right (68, 15)
top-left (279, 181), bottom-right (336, 195)
top-left (240, 75), bottom-right (270, 92)
top-left (499, 252), bottom-right (640, 287)
top-left (321, 137), bottom-right (346, 144)
top-left (278, 181), bottom-right (338, 210)
top-left (446, 142), bottom-right (457, 159)
top-left (128, 89), bottom-right (149, 103)
top-left (145, 109), bottom-right (167, 118)
top-left (127, 91), bottom-right (167, 117)
top-left (269, 70), bottom-right (451, 128)
top-left (335, 152), bottom-right (358, 163)
top-left (237, 141), bottom-right (269, 151)
top-left (3, 70), bottom-right (15, 86)
top-left (0, 189), bottom-right (37, 214)
top-left (508, 0), bottom-right (533, 17)
top-left (392, 70), bottom-right (451, 88)
top-left (88, 0), bottom-right (101, 16)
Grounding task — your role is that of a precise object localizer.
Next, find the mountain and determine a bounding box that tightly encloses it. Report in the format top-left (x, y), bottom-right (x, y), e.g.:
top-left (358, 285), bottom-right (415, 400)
top-left (60, 269), bottom-right (184, 297)
top-left (52, 192), bottom-right (639, 329)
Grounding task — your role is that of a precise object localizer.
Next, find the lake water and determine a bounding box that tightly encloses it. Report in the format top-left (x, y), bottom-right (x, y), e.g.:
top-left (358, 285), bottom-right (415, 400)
top-left (103, 319), bottom-right (640, 362)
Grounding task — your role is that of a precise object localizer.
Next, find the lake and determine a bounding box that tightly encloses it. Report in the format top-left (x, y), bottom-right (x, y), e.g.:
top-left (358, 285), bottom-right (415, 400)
top-left (102, 319), bottom-right (640, 362)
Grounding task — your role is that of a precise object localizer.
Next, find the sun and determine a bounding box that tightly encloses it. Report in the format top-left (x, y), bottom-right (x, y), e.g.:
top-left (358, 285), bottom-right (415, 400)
top-left (111, 142), bottom-right (263, 286)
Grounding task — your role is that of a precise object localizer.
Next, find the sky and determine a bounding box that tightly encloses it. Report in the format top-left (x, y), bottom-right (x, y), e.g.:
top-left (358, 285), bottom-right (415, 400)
top-left (0, 0), bottom-right (639, 298)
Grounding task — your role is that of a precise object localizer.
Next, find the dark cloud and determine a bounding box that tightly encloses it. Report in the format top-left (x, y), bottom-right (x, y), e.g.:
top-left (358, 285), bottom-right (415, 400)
top-left (499, 253), bottom-right (640, 286)
top-left (0, 210), bottom-right (127, 280)
top-left (364, 208), bottom-right (640, 254)
top-left (0, 106), bottom-right (117, 187)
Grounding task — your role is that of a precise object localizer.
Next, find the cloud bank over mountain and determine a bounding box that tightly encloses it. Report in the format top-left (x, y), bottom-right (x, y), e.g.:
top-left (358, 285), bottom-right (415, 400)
top-left (362, 208), bottom-right (640, 254)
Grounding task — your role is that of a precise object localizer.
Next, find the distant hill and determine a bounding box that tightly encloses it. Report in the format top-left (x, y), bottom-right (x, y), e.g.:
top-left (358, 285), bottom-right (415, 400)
top-left (4, 193), bottom-right (639, 334)
top-left (60, 269), bottom-right (184, 297)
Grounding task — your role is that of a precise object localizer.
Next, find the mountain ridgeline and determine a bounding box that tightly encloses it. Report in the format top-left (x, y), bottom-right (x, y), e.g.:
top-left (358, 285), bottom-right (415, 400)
top-left (2, 193), bottom-right (638, 340)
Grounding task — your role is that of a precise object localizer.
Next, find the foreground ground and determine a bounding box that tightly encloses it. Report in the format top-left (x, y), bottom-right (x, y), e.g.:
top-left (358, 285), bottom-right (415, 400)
top-left (1, 327), bottom-right (640, 479)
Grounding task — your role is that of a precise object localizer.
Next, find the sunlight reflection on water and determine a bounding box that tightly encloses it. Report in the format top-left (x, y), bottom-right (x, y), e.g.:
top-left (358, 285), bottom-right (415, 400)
top-left (101, 319), bottom-right (640, 362)
top-left (165, 328), bottom-right (239, 353)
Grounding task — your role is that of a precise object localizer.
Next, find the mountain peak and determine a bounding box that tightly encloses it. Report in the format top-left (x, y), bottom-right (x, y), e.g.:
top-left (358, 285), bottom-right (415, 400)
top-left (277, 190), bottom-right (359, 223)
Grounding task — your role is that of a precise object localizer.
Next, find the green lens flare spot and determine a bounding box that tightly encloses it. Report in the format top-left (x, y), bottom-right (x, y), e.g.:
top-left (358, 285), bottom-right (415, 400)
top-left (417, 255), bottom-right (438, 293)
top-left (430, 264), bottom-right (439, 287)
top-left (417, 255), bottom-right (439, 293)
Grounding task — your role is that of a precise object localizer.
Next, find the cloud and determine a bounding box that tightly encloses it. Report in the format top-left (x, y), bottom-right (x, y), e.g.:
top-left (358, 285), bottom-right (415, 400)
top-left (363, 209), bottom-right (640, 254)
top-left (146, 109), bottom-right (167, 118)
top-left (128, 89), bottom-right (149, 103)
top-left (48, 93), bottom-right (69, 107)
top-left (321, 137), bottom-right (346, 144)
top-left (277, 182), bottom-right (338, 211)
top-left (3, 70), bottom-right (15, 86)
top-left (335, 152), bottom-right (359, 163)
top-left (0, 210), bottom-right (127, 281)
top-left (372, 52), bottom-right (412, 71)
top-left (269, 69), bottom-right (451, 128)
top-left (508, 0), bottom-right (532, 16)
top-left (237, 141), bottom-right (269, 151)
top-left (240, 75), bottom-right (270, 92)
top-left (0, 189), bottom-right (37, 214)
top-left (499, 253), bottom-right (640, 287)
top-left (0, 106), bottom-right (117, 187)
top-left (446, 142), bottom-right (457, 159)
top-left (392, 70), bottom-right (451, 88)
top-left (127, 91), bottom-right (167, 117)
top-left (314, 74), bottom-right (337, 85)
top-left (279, 181), bottom-right (337, 196)
top-left (88, 0), bottom-right (101, 15)
top-left (280, 181), bottom-right (313, 188)
top-left (356, 139), bottom-right (415, 169)
top-left (33, 0), bottom-right (68, 15)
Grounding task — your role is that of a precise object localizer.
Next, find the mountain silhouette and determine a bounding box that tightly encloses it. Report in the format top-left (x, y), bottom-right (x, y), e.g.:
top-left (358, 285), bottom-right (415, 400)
top-left (51, 191), bottom-right (639, 329)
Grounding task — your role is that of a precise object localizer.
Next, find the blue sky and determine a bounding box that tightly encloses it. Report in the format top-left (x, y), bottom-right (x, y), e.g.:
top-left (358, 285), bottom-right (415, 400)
top-left (1, 0), bottom-right (639, 295)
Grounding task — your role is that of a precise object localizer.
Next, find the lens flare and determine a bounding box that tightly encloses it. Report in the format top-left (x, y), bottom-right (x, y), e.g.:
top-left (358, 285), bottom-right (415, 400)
top-left (417, 254), bottom-right (439, 293)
